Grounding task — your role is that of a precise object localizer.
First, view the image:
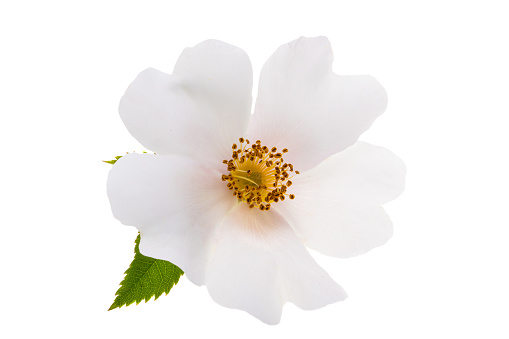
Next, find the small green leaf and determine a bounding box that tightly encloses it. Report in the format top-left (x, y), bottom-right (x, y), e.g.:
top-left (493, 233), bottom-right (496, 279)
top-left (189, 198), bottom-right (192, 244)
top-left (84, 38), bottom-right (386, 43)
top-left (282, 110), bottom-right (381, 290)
top-left (104, 152), bottom-right (156, 165)
top-left (103, 155), bottom-right (123, 165)
top-left (109, 234), bottom-right (184, 310)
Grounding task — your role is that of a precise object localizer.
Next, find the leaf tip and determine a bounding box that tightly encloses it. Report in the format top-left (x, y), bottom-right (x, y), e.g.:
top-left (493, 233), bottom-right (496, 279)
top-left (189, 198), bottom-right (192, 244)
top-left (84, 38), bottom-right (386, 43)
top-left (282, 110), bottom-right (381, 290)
top-left (104, 155), bottom-right (123, 165)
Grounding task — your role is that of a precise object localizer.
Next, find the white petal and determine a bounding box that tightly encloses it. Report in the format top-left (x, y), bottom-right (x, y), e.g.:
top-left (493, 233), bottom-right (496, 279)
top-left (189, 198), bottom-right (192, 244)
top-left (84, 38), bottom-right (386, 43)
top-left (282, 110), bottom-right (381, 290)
top-left (274, 142), bottom-right (403, 257)
top-left (107, 153), bottom-right (189, 227)
top-left (276, 199), bottom-right (393, 258)
top-left (107, 153), bottom-right (236, 284)
top-left (206, 204), bottom-right (347, 324)
top-left (294, 142), bottom-right (406, 206)
top-left (119, 69), bottom-right (200, 157)
top-left (119, 40), bottom-right (252, 165)
top-left (248, 36), bottom-right (387, 172)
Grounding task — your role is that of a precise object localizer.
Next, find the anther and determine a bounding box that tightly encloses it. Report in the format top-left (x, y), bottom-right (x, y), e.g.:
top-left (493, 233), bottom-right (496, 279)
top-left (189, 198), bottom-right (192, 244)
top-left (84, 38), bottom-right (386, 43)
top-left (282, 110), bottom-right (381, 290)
top-left (222, 138), bottom-right (298, 211)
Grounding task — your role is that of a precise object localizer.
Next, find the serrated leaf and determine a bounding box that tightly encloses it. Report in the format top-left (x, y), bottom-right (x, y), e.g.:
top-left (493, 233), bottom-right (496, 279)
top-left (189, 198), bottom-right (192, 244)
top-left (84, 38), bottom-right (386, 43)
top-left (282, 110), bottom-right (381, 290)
top-left (104, 152), bottom-right (154, 165)
top-left (103, 155), bottom-right (123, 165)
top-left (109, 234), bottom-right (184, 310)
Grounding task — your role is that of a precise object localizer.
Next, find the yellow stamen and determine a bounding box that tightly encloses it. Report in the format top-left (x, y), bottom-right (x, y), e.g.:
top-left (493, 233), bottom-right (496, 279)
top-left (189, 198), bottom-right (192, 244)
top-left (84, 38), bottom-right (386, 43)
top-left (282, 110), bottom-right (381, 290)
top-left (221, 138), bottom-right (299, 211)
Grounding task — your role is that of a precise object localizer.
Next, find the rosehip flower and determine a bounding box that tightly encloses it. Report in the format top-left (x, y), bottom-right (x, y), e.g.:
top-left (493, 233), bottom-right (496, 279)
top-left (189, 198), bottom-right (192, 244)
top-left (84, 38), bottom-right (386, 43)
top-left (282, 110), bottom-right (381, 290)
top-left (107, 37), bottom-right (405, 324)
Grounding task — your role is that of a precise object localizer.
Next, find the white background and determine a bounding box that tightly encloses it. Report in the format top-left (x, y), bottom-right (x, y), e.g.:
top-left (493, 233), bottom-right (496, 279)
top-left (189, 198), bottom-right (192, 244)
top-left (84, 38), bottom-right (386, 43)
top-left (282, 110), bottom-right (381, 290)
top-left (1, 0), bottom-right (508, 338)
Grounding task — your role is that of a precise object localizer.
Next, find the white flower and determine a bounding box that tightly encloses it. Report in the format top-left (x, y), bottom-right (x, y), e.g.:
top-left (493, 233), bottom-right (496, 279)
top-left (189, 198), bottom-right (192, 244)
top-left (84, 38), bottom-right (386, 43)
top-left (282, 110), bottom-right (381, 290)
top-left (107, 37), bottom-right (405, 324)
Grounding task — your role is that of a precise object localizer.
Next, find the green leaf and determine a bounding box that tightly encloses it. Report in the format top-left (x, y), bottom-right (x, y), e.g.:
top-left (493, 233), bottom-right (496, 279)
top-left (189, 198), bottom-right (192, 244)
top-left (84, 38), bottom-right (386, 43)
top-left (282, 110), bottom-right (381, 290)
top-left (104, 152), bottom-right (153, 165)
top-left (109, 234), bottom-right (184, 310)
top-left (103, 155), bottom-right (123, 165)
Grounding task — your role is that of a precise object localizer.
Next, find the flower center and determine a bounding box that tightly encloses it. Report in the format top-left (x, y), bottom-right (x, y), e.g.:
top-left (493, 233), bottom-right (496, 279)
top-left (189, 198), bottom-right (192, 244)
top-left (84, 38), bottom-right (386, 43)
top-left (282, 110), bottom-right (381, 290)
top-left (221, 138), bottom-right (299, 211)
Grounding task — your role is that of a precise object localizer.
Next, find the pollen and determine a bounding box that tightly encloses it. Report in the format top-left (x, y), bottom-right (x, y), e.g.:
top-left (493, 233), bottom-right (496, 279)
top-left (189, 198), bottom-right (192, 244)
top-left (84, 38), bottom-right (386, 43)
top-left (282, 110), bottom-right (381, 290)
top-left (221, 138), bottom-right (299, 211)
